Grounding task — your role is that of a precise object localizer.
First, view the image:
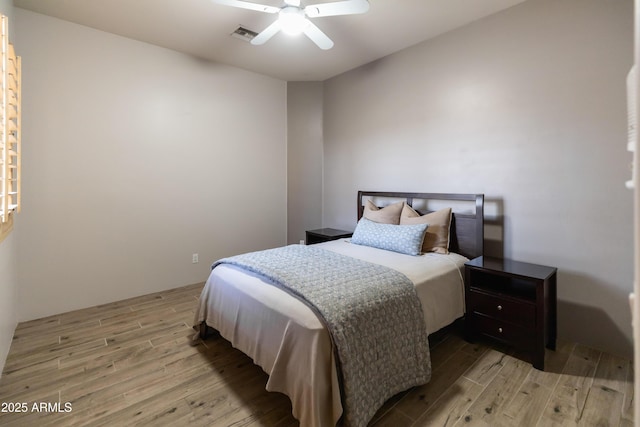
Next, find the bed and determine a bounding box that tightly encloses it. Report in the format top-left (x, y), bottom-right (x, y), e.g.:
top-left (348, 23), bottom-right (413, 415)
top-left (194, 191), bottom-right (484, 427)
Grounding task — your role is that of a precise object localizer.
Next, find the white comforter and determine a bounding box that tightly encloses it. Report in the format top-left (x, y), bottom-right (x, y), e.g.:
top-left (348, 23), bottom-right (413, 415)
top-left (194, 239), bottom-right (467, 427)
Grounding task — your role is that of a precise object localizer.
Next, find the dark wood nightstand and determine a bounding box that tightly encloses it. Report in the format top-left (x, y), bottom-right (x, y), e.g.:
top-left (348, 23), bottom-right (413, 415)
top-left (464, 256), bottom-right (557, 370)
top-left (305, 228), bottom-right (352, 245)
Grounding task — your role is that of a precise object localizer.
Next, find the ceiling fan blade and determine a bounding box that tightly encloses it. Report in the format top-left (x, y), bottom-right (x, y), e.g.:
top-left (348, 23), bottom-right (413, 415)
top-left (303, 21), bottom-right (334, 50)
top-left (304, 0), bottom-right (369, 18)
top-left (251, 20), bottom-right (282, 45)
top-left (211, 0), bottom-right (279, 14)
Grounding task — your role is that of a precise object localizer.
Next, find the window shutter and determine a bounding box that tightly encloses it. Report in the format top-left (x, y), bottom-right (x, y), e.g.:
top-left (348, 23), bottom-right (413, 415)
top-left (0, 14), bottom-right (20, 241)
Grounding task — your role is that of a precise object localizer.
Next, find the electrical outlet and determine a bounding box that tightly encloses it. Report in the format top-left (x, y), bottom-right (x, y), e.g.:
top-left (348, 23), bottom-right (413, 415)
top-left (299, 239), bottom-right (305, 245)
top-left (192, 253), bottom-right (199, 264)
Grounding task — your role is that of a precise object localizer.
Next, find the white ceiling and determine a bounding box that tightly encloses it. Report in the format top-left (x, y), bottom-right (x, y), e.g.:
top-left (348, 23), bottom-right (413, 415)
top-left (14, 0), bottom-right (526, 81)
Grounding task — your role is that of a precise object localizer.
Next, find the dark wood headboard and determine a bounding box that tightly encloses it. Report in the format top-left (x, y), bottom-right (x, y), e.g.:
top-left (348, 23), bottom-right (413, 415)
top-left (357, 191), bottom-right (484, 259)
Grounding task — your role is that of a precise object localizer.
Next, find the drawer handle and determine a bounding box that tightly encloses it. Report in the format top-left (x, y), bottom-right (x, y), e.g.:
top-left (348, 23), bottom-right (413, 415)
top-left (498, 327), bottom-right (503, 333)
top-left (497, 305), bottom-right (503, 311)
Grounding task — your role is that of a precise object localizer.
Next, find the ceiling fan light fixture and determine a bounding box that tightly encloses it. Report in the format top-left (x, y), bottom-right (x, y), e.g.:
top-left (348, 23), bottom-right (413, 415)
top-left (211, 0), bottom-right (370, 49)
top-left (278, 6), bottom-right (309, 36)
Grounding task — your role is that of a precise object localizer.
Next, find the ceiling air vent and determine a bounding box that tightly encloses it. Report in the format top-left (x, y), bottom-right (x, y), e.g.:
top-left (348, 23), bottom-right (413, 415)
top-left (231, 26), bottom-right (258, 42)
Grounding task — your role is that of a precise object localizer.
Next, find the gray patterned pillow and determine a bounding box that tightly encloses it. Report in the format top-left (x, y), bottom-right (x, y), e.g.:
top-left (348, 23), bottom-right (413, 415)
top-left (351, 218), bottom-right (428, 256)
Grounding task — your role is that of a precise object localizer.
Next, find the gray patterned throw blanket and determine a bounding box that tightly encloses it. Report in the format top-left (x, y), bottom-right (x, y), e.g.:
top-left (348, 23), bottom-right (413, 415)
top-left (213, 244), bottom-right (431, 427)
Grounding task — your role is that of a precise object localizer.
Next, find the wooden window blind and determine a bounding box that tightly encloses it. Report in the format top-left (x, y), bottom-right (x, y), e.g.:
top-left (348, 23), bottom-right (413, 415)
top-left (0, 14), bottom-right (20, 243)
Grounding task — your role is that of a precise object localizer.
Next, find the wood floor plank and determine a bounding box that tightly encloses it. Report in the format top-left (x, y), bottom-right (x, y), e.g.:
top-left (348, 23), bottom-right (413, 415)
top-left (12, 315), bottom-right (60, 333)
top-left (501, 377), bottom-right (554, 426)
top-left (458, 340), bottom-right (492, 359)
top-left (0, 361), bottom-right (115, 402)
top-left (170, 299), bottom-right (201, 314)
top-left (371, 408), bottom-right (414, 426)
top-left (0, 391), bottom-right (63, 427)
top-left (64, 377), bottom-right (208, 426)
top-left (462, 348), bottom-right (507, 386)
top-left (58, 305), bottom-right (138, 326)
top-left (392, 350), bottom-right (480, 420)
top-left (3, 338), bottom-right (107, 373)
top-left (64, 367), bottom-right (168, 416)
top-left (148, 325), bottom-right (195, 347)
top-left (0, 282), bottom-right (633, 427)
top-left (526, 339), bottom-right (574, 389)
top-left (0, 358), bottom-right (59, 384)
top-left (98, 307), bottom-right (171, 327)
top-left (538, 344), bottom-right (602, 427)
top-left (461, 355), bottom-right (531, 426)
top-left (430, 333), bottom-right (467, 371)
top-left (112, 339), bottom-right (201, 371)
top-left (83, 367), bottom-right (251, 426)
top-left (136, 309), bottom-right (192, 328)
top-left (579, 385), bottom-right (624, 426)
top-left (13, 317), bottom-right (105, 340)
top-left (243, 388), bottom-right (297, 422)
top-left (246, 405), bottom-right (298, 427)
top-left (59, 341), bottom-right (154, 370)
top-left (500, 341), bottom-right (573, 426)
top-left (58, 321), bottom-right (142, 348)
top-left (183, 375), bottom-right (271, 426)
top-left (131, 398), bottom-right (194, 426)
top-left (369, 389), bottom-right (411, 424)
top-left (46, 394), bottom-right (129, 426)
top-left (105, 322), bottom-right (189, 347)
top-left (6, 334), bottom-right (61, 355)
top-left (122, 365), bottom-right (213, 404)
top-left (593, 352), bottom-right (630, 394)
top-left (412, 376), bottom-right (483, 426)
top-left (60, 362), bottom-right (167, 403)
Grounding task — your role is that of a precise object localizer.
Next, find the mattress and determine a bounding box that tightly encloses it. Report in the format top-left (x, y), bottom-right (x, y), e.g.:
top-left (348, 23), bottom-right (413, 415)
top-left (194, 238), bottom-right (468, 427)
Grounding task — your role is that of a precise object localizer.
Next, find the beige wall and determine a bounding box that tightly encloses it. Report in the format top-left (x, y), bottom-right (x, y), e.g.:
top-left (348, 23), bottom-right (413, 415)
top-left (321, 0), bottom-right (634, 356)
top-left (0, 0), bottom-right (17, 377)
top-left (287, 82), bottom-right (324, 244)
top-left (15, 9), bottom-right (287, 321)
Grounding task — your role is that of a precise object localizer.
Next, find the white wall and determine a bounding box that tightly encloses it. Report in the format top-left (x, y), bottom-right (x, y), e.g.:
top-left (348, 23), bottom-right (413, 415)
top-left (287, 82), bottom-right (324, 244)
top-left (0, 0), bottom-right (17, 377)
top-left (15, 9), bottom-right (287, 321)
top-left (322, 0), bottom-right (634, 356)
top-left (0, 224), bottom-right (18, 376)
top-left (0, 230), bottom-right (17, 376)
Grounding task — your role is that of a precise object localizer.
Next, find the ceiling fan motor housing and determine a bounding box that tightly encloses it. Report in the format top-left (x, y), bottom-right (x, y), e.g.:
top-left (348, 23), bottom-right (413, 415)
top-left (279, 6), bottom-right (309, 35)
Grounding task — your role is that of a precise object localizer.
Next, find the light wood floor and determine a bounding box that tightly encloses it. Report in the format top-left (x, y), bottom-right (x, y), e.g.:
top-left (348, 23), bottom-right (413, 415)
top-left (0, 282), bottom-right (633, 426)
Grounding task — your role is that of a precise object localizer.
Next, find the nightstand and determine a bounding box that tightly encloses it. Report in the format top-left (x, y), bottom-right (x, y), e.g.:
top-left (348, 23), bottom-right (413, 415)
top-left (305, 228), bottom-right (352, 245)
top-left (464, 256), bottom-right (557, 370)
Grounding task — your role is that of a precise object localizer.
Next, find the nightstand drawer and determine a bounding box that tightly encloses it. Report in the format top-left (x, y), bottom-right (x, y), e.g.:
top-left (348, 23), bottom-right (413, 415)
top-left (467, 289), bottom-right (536, 327)
top-left (469, 313), bottom-right (535, 351)
top-left (464, 256), bottom-right (558, 371)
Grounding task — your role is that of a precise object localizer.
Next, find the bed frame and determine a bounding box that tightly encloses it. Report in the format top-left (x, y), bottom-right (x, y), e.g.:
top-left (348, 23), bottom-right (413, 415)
top-left (196, 191), bottom-right (485, 426)
top-left (357, 191), bottom-right (484, 259)
top-left (199, 191), bottom-right (484, 339)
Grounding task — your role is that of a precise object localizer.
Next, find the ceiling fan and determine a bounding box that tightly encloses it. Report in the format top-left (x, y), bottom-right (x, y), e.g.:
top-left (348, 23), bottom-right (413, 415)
top-left (212, 0), bottom-right (370, 50)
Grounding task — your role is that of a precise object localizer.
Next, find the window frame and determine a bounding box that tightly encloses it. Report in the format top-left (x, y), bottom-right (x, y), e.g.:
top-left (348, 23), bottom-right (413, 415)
top-left (0, 14), bottom-right (20, 244)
